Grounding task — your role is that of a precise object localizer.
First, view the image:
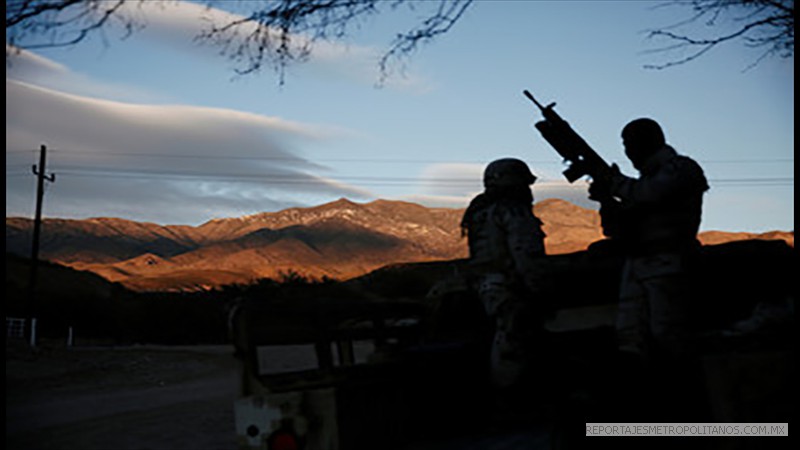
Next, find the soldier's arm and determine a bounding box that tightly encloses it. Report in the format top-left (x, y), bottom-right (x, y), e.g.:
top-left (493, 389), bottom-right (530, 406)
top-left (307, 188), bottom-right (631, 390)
top-left (611, 157), bottom-right (707, 205)
top-left (498, 204), bottom-right (546, 290)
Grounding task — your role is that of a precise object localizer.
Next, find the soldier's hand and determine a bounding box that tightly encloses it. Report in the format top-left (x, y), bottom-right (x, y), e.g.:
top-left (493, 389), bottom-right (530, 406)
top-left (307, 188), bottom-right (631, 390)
top-left (608, 163), bottom-right (627, 194)
top-left (588, 180), bottom-right (608, 201)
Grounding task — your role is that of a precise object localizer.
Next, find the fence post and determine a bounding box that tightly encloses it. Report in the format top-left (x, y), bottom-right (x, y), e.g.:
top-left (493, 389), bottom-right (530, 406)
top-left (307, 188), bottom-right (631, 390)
top-left (29, 318), bottom-right (37, 348)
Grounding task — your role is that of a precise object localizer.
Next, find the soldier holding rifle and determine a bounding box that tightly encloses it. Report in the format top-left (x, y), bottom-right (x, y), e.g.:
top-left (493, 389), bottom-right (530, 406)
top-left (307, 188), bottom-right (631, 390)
top-left (524, 91), bottom-right (708, 361)
top-left (525, 91), bottom-right (710, 424)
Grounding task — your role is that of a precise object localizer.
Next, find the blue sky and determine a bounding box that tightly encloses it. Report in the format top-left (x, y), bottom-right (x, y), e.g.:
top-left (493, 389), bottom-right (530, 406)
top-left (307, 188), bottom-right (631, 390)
top-left (6, 1), bottom-right (794, 232)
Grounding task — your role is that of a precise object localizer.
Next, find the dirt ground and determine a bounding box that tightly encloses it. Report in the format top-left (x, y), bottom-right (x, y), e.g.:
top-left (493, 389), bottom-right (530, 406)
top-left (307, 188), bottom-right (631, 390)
top-left (6, 342), bottom-right (240, 450)
top-left (6, 340), bottom-right (556, 450)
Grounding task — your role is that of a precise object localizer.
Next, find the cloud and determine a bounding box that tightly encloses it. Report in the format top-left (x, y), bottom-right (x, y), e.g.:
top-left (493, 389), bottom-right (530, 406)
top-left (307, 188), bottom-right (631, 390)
top-left (6, 74), bottom-right (371, 225)
top-left (7, 1), bottom-right (430, 92)
top-left (398, 194), bottom-right (470, 209)
top-left (300, 39), bottom-right (434, 92)
top-left (417, 163), bottom-right (484, 197)
top-left (534, 180), bottom-right (597, 209)
top-left (5, 45), bottom-right (69, 77)
top-left (111, 0), bottom-right (431, 90)
top-left (402, 162), bottom-right (598, 210)
top-left (6, 44), bottom-right (167, 103)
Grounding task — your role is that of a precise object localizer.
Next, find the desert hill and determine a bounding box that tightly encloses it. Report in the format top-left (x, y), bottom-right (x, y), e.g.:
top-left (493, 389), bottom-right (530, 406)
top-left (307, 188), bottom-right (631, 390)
top-left (5, 198), bottom-right (793, 292)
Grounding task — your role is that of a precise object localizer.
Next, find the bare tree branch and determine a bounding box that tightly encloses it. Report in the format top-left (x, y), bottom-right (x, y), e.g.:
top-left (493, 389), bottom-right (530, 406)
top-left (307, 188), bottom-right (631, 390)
top-left (644, 0), bottom-right (794, 70)
top-left (6, 0), bottom-right (473, 85)
top-left (9, 0), bottom-right (789, 81)
top-left (195, 0), bottom-right (473, 85)
top-left (378, 0), bottom-right (473, 84)
top-left (6, 0), bottom-right (146, 52)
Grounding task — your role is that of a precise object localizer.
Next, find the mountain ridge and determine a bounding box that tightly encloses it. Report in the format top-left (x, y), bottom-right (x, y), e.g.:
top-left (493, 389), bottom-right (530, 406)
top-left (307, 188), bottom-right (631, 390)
top-left (6, 198), bottom-right (793, 292)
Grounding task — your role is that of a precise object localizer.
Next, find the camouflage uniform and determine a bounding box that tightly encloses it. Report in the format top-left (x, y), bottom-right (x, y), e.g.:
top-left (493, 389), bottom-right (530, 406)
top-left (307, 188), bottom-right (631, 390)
top-left (604, 142), bottom-right (708, 358)
top-left (462, 158), bottom-right (546, 387)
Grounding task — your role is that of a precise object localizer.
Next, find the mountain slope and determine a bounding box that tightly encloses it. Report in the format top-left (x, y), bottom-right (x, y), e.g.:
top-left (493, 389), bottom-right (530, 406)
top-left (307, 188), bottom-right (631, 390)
top-left (6, 198), bottom-right (792, 292)
top-left (5, 217), bottom-right (203, 264)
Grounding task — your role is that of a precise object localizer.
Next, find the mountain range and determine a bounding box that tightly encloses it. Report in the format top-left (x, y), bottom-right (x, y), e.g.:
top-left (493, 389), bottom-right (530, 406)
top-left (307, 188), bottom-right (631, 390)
top-left (5, 198), bottom-right (793, 292)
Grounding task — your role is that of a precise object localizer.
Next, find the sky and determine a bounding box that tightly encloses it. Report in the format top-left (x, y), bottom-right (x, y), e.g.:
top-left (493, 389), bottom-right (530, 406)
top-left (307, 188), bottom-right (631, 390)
top-left (6, 0), bottom-right (794, 232)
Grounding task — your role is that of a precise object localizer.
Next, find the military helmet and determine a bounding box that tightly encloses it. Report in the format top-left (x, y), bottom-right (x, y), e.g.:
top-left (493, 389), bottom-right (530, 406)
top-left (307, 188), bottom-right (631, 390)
top-left (483, 158), bottom-right (537, 188)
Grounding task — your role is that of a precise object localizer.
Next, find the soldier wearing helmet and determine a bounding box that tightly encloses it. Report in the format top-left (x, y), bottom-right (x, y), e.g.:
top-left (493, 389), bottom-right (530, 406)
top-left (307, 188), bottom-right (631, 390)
top-left (461, 157), bottom-right (546, 389)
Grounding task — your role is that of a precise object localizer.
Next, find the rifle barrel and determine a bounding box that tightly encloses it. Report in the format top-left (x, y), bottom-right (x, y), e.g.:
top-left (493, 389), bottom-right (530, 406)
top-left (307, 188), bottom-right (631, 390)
top-left (523, 90), bottom-right (546, 111)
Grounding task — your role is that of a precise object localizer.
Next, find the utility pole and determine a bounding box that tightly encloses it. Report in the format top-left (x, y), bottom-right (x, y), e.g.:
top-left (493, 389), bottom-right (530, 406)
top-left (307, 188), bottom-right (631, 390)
top-left (28, 144), bottom-right (56, 347)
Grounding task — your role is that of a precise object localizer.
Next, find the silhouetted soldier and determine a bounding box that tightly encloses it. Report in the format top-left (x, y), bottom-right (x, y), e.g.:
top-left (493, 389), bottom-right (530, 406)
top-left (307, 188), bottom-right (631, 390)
top-left (593, 118), bottom-right (708, 359)
top-left (460, 158), bottom-right (547, 389)
top-left (590, 118), bottom-right (709, 422)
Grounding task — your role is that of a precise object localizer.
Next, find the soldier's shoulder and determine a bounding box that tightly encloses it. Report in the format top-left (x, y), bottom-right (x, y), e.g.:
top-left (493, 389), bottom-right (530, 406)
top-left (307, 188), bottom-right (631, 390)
top-left (669, 153), bottom-right (705, 175)
top-left (674, 153), bottom-right (702, 166)
top-left (669, 153), bottom-right (709, 190)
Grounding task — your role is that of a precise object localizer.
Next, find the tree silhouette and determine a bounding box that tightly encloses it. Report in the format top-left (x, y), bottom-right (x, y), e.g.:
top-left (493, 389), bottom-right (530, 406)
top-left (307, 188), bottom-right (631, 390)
top-left (643, 0), bottom-right (794, 70)
top-left (6, 0), bottom-right (473, 84)
top-left (7, 0), bottom-right (141, 49)
top-left (6, 0), bottom-right (793, 83)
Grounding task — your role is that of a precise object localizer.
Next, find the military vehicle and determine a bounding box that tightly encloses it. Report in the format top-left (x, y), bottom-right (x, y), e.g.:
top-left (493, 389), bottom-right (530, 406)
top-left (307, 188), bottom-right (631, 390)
top-left (230, 237), bottom-right (794, 449)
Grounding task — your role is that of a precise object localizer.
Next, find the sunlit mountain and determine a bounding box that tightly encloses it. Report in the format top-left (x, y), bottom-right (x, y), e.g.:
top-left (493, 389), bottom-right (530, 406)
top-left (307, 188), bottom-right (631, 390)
top-left (6, 198), bottom-right (793, 292)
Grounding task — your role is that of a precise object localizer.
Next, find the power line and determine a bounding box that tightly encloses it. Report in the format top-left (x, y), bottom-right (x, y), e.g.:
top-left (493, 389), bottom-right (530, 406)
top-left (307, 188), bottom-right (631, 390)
top-left (6, 149), bottom-right (794, 187)
top-left (10, 148), bottom-right (494, 164)
top-left (6, 167), bottom-right (793, 187)
top-left (30, 164), bottom-right (800, 183)
top-left (40, 168), bottom-right (486, 186)
top-left (8, 148), bottom-right (794, 165)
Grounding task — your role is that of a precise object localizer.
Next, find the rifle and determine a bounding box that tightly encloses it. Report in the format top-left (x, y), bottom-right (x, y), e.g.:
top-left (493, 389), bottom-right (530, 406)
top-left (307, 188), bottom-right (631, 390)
top-left (523, 90), bottom-right (622, 238)
top-left (522, 90), bottom-right (611, 184)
